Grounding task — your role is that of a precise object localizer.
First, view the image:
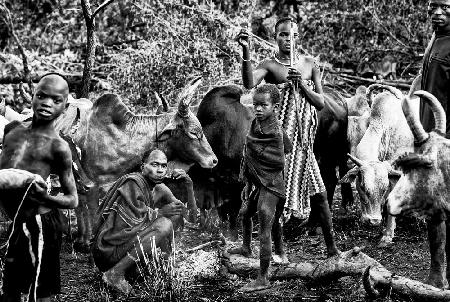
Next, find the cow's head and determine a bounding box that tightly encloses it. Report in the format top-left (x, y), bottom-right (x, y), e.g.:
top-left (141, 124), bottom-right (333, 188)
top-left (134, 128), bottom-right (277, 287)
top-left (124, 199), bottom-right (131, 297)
top-left (156, 77), bottom-right (218, 169)
top-left (60, 132), bottom-right (95, 193)
top-left (387, 91), bottom-right (450, 217)
top-left (340, 153), bottom-right (401, 225)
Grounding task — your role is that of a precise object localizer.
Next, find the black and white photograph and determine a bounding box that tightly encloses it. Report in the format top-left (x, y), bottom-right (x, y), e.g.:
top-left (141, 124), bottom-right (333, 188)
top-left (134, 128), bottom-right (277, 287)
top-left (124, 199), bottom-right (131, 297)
top-left (0, 0), bottom-right (450, 301)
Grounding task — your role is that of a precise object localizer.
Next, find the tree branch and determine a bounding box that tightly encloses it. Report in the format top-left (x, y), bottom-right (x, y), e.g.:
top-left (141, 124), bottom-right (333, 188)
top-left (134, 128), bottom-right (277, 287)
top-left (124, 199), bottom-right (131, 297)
top-left (0, 3), bottom-right (33, 94)
top-left (92, 0), bottom-right (115, 19)
top-left (80, 0), bottom-right (92, 24)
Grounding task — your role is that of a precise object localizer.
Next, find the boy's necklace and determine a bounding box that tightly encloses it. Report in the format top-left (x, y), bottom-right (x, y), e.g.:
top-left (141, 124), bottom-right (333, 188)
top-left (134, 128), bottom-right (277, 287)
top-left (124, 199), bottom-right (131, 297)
top-left (274, 53), bottom-right (300, 67)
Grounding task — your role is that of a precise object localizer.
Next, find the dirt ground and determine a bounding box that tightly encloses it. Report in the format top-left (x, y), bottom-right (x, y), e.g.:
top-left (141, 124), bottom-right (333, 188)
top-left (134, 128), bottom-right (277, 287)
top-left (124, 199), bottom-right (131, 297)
top-left (0, 186), bottom-right (430, 302)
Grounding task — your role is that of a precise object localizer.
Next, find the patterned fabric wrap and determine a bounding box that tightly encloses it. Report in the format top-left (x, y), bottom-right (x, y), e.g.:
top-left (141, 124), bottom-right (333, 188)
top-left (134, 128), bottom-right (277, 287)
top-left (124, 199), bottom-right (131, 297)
top-left (277, 80), bottom-right (326, 221)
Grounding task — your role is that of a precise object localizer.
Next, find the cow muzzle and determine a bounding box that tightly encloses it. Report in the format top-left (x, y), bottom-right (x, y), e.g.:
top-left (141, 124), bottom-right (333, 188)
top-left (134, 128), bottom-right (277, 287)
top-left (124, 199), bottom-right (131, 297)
top-left (199, 155), bottom-right (218, 169)
top-left (361, 214), bottom-right (382, 226)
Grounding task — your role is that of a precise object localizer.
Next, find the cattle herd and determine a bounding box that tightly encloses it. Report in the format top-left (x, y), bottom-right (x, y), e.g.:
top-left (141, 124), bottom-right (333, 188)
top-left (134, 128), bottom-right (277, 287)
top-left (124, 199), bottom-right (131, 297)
top-left (0, 77), bottom-right (449, 290)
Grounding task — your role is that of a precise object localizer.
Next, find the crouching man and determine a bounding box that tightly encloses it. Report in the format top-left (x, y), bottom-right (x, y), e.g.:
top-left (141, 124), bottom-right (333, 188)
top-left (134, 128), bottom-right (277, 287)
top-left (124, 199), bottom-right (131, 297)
top-left (91, 149), bottom-right (195, 294)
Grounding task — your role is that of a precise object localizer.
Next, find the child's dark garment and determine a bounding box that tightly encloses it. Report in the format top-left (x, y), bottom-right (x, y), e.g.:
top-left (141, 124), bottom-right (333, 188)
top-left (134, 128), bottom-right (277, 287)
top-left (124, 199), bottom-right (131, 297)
top-left (241, 115), bottom-right (292, 200)
top-left (2, 209), bottom-right (63, 298)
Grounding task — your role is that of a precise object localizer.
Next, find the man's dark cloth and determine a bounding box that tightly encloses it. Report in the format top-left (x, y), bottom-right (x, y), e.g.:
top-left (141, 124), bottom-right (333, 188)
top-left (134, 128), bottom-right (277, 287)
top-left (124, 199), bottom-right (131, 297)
top-left (2, 209), bottom-right (63, 298)
top-left (241, 115), bottom-right (292, 198)
top-left (91, 172), bottom-right (157, 272)
top-left (420, 30), bottom-right (450, 138)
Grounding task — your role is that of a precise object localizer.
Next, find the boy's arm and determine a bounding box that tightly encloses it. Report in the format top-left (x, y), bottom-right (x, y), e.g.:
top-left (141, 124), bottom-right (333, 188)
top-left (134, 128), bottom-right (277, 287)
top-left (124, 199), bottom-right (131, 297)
top-left (237, 31), bottom-right (267, 89)
top-left (292, 58), bottom-right (325, 110)
top-left (42, 140), bottom-right (78, 209)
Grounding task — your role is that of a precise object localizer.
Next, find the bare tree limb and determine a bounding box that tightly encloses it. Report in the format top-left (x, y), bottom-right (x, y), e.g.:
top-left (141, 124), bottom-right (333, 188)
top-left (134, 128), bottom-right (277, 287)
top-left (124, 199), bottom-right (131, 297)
top-left (0, 3), bottom-right (33, 94)
top-left (79, 0), bottom-right (116, 98)
top-left (92, 0), bottom-right (115, 19)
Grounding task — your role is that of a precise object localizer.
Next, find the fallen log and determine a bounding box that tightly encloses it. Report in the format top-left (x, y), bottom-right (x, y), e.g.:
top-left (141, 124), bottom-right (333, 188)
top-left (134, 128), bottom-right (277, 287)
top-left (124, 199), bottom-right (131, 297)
top-left (221, 246), bottom-right (450, 301)
top-left (364, 266), bottom-right (450, 302)
top-left (221, 247), bottom-right (380, 281)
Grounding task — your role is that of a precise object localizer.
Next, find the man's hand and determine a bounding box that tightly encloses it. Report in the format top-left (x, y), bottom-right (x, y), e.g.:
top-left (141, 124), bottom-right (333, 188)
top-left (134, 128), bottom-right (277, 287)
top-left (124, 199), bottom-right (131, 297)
top-left (159, 200), bottom-right (186, 218)
top-left (236, 29), bottom-right (250, 48)
top-left (170, 169), bottom-right (192, 184)
top-left (287, 67), bottom-right (303, 81)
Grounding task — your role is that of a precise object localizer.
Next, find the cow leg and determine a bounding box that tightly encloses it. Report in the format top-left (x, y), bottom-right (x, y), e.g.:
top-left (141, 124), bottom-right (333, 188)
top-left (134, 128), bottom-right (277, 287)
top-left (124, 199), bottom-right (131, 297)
top-left (378, 214), bottom-right (396, 248)
top-left (74, 192), bottom-right (92, 253)
top-left (338, 161), bottom-right (354, 210)
top-left (228, 189), bottom-right (242, 242)
top-left (426, 217), bottom-right (448, 289)
top-left (319, 161), bottom-right (337, 209)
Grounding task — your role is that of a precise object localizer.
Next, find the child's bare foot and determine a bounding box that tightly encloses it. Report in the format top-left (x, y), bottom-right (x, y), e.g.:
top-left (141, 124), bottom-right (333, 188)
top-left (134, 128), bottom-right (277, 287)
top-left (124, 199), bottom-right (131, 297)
top-left (272, 253), bottom-right (289, 265)
top-left (227, 246), bottom-right (252, 257)
top-left (103, 270), bottom-right (132, 294)
top-left (326, 248), bottom-right (341, 258)
top-left (240, 277), bottom-right (271, 292)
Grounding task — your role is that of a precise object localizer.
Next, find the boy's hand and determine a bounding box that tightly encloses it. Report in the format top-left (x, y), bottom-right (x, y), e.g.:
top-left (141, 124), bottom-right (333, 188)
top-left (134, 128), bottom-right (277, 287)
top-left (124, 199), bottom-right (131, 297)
top-left (0, 97), bottom-right (5, 116)
top-left (170, 169), bottom-right (192, 184)
top-left (28, 181), bottom-right (50, 205)
top-left (236, 29), bottom-right (250, 48)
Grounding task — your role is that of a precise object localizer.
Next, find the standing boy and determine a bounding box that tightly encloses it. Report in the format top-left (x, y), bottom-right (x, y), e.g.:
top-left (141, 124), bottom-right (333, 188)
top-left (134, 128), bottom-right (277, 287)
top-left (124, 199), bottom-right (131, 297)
top-left (236, 18), bottom-right (339, 257)
top-left (229, 84), bottom-right (292, 292)
top-left (0, 73), bottom-right (78, 302)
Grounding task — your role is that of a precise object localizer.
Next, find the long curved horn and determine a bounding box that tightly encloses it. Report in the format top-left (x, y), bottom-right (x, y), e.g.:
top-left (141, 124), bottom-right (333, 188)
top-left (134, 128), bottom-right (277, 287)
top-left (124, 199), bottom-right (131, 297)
top-left (367, 84), bottom-right (403, 105)
top-left (401, 94), bottom-right (429, 144)
top-left (154, 91), bottom-right (169, 112)
top-left (414, 90), bottom-right (446, 136)
top-left (177, 77), bottom-right (202, 117)
top-left (347, 153), bottom-right (365, 167)
top-left (407, 74), bottom-right (421, 99)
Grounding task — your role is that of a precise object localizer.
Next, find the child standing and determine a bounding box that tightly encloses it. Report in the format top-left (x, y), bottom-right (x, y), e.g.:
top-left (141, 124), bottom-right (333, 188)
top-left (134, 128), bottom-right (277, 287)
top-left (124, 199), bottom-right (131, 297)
top-left (0, 73), bottom-right (78, 302)
top-left (229, 84), bottom-right (292, 292)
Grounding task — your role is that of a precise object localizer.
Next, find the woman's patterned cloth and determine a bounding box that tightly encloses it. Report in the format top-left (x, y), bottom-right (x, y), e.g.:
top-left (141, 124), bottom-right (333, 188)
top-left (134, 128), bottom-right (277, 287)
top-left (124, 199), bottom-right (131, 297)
top-left (277, 80), bottom-right (326, 221)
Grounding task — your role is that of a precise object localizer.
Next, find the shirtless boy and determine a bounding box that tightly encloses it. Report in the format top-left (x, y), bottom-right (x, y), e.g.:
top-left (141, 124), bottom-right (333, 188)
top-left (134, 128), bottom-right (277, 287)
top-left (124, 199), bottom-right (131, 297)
top-left (0, 73), bottom-right (78, 302)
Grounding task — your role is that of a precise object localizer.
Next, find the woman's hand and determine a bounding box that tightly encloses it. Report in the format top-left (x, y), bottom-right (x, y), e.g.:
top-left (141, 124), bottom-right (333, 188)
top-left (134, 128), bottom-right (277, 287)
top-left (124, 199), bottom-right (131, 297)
top-left (287, 67), bottom-right (302, 81)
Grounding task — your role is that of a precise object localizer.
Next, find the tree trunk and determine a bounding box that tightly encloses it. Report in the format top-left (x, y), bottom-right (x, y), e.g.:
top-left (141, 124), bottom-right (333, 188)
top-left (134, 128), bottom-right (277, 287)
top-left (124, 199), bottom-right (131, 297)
top-left (79, 23), bottom-right (96, 99)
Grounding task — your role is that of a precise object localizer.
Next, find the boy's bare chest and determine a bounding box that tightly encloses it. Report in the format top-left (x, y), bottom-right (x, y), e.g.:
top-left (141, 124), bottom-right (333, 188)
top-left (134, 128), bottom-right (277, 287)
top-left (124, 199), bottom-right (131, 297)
top-left (1, 129), bottom-right (55, 172)
top-left (265, 59), bottom-right (313, 84)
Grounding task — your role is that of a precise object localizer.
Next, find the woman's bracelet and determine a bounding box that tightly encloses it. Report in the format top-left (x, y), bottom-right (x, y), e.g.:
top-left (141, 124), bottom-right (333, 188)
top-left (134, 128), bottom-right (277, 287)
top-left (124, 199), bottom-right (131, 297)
top-left (240, 56), bottom-right (251, 62)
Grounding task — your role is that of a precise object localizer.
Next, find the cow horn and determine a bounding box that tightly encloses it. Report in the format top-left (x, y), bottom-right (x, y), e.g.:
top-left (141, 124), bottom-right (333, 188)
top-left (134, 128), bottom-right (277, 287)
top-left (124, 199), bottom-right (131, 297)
top-left (177, 76), bottom-right (202, 117)
top-left (363, 266), bottom-right (380, 298)
top-left (402, 94), bottom-right (429, 144)
top-left (407, 74), bottom-right (421, 99)
top-left (367, 84), bottom-right (403, 104)
top-left (414, 90), bottom-right (446, 136)
top-left (154, 91), bottom-right (169, 112)
top-left (347, 153), bottom-right (365, 167)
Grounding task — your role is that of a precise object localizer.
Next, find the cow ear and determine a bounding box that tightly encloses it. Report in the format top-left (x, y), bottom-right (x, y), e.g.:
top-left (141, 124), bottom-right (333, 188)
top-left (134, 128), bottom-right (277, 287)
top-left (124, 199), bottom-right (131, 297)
top-left (339, 167), bottom-right (359, 184)
top-left (156, 122), bottom-right (176, 142)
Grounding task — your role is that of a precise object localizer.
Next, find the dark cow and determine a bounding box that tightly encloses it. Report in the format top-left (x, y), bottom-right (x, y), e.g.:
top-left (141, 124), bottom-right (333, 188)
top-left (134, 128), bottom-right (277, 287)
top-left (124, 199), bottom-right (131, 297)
top-left (72, 78), bottom-right (218, 249)
top-left (191, 85), bottom-right (353, 239)
top-left (387, 91), bottom-right (450, 289)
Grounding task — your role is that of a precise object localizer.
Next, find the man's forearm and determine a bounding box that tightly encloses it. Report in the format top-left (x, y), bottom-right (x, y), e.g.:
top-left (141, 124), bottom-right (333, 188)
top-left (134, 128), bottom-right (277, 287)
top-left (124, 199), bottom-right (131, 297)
top-left (241, 47), bottom-right (254, 89)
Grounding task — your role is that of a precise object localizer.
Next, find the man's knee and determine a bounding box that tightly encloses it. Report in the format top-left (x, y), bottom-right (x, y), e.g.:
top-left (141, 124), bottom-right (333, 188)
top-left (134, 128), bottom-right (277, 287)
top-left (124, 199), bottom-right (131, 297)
top-left (153, 217), bottom-right (174, 238)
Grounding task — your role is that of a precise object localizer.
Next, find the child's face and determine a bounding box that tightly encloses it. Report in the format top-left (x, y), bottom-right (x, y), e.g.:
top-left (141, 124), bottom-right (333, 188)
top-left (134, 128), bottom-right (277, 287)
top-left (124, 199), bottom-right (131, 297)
top-left (275, 21), bottom-right (299, 54)
top-left (253, 93), bottom-right (278, 121)
top-left (32, 77), bottom-right (68, 122)
top-left (428, 0), bottom-right (450, 31)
